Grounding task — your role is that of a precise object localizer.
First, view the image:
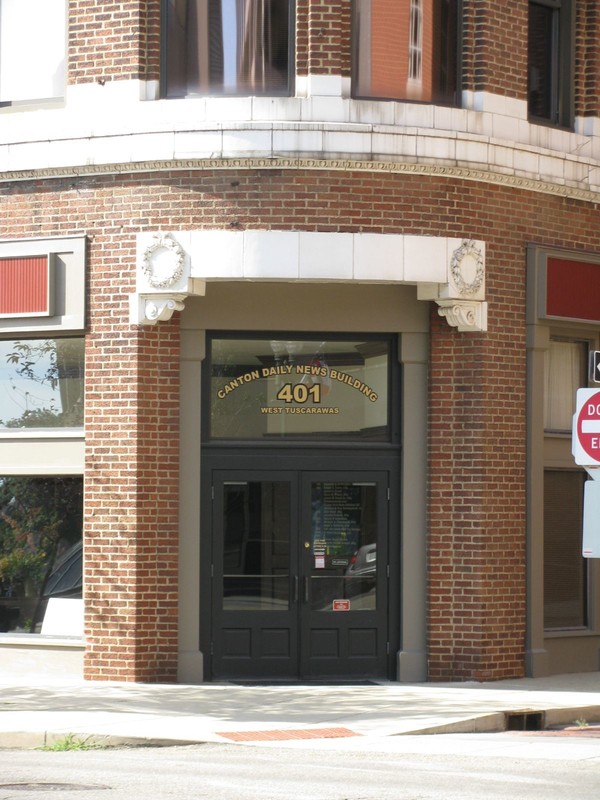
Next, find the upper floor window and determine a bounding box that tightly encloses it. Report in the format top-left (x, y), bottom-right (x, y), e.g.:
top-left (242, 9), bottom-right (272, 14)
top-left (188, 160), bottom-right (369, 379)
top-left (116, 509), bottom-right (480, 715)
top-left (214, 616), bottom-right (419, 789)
top-left (352, 0), bottom-right (460, 104)
top-left (528, 0), bottom-right (573, 127)
top-left (0, 0), bottom-right (66, 104)
top-left (164, 0), bottom-right (293, 97)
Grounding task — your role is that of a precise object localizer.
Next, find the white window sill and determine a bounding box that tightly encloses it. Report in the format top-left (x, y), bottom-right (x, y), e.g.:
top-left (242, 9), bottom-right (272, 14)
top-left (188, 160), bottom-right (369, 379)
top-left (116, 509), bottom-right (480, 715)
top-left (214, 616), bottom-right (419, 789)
top-left (544, 628), bottom-right (600, 639)
top-left (0, 428), bottom-right (84, 439)
top-left (0, 633), bottom-right (84, 648)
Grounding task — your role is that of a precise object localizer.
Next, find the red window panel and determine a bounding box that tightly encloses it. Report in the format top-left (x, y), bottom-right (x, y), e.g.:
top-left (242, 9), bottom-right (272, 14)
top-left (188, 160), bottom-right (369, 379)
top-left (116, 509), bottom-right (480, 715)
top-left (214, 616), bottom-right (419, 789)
top-left (0, 256), bottom-right (51, 317)
top-left (546, 257), bottom-right (600, 323)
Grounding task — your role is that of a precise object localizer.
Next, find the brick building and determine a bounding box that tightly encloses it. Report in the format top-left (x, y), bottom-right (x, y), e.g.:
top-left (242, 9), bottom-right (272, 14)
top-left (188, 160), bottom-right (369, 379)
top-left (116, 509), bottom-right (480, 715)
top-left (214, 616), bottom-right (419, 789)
top-left (0, 0), bottom-right (599, 683)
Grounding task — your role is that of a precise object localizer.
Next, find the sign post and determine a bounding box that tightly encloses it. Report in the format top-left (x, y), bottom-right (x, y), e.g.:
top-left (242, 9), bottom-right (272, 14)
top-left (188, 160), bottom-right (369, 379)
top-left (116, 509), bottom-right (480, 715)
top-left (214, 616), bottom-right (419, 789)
top-left (590, 351), bottom-right (600, 384)
top-left (573, 389), bottom-right (600, 557)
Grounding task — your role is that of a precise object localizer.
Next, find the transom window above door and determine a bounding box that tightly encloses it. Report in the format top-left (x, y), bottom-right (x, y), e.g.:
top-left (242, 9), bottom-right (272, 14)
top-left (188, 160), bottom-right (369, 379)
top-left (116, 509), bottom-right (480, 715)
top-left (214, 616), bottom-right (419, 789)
top-left (164, 0), bottom-right (293, 97)
top-left (207, 335), bottom-right (393, 442)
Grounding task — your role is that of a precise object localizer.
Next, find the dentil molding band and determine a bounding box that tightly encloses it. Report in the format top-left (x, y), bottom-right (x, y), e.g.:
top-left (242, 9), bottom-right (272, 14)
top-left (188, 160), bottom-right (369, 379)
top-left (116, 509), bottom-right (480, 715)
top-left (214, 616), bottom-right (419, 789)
top-left (1, 158), bottom-right (598, 204)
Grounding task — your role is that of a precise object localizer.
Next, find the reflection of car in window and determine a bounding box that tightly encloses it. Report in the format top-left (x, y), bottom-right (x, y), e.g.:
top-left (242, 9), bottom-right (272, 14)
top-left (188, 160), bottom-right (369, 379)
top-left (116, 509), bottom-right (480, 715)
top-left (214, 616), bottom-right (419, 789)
top-left (344, 544), bottom-right (376, 604)
top-left (346, 544), bottom-right (376, 578)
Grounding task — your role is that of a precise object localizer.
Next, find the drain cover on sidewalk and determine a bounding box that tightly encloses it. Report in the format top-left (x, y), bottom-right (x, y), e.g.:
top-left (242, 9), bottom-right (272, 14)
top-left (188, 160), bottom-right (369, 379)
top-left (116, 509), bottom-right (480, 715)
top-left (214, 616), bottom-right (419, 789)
top-left (217, 727), bottom-right (361, 742)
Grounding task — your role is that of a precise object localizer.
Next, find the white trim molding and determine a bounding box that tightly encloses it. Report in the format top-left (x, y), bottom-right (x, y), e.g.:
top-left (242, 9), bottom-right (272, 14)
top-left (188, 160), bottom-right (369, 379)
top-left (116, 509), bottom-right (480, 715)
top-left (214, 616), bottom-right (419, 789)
top-left (131, 230), bottom-right (487, 332)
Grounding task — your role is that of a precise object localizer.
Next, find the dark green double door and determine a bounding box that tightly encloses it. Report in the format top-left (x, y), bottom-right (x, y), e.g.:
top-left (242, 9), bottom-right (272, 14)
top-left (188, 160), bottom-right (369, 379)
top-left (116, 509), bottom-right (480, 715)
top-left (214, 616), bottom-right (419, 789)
top-left (208, 468), bottom-right (391, 680)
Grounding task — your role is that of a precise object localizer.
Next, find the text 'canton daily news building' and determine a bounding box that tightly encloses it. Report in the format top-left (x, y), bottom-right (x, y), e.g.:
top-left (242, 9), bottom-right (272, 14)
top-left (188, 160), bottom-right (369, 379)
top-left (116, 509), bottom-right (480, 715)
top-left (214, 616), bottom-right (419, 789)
top-left (1, 0), bottom-right (600, 684)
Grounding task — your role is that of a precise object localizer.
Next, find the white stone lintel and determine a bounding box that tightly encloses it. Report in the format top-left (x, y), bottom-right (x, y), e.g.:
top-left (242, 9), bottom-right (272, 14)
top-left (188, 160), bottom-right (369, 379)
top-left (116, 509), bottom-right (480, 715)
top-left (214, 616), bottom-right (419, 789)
top-left (132, 230), bottom-right (486, 331)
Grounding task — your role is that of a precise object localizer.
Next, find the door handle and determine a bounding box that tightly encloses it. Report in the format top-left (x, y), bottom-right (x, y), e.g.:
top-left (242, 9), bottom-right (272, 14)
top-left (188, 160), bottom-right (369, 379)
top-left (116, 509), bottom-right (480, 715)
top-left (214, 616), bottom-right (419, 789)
top-left (293, 575), bottom-right (298, 603)
top-left (304, 576), bottom-right (309, 603)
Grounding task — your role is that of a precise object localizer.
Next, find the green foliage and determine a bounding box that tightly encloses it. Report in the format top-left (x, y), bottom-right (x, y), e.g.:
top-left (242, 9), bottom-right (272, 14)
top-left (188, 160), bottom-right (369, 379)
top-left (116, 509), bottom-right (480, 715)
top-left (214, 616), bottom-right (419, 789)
top-left (0, 476), bottom-right (83, 632)
top-left (41, 733), bottom-right (104, 751)
top-left (0, 338), bottom-right (84, 428)
top-left (6, 340), bottom-right (59, 389)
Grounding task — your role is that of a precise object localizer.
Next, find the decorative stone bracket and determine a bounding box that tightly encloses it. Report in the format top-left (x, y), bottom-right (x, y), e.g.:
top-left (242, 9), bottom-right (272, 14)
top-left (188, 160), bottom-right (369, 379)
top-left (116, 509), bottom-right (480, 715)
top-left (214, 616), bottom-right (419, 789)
top-left (130, 232), bottom-right (205, 325)
top-left (131, 231), bottom-right (487, 332)
top-left (416, 239), bottom-right (487, 332)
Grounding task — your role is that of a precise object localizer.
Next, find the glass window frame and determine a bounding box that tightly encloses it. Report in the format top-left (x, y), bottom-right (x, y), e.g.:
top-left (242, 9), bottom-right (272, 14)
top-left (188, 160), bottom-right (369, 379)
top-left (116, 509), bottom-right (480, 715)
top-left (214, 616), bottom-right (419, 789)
top-left (527, 0), bottom-right (574, 128)
top-left (542, 333), bottom-right (594, 633)
top-left (543, 467), bottom-right (589, 630)
top-left (0, 473), bottom-right (83, 635)
top-left (203, 331), bottom-right (400, 446)
top-left (0, 335), bottom-right (85, 434)
top-left (350, 0), bottom-right (463, 106)
top-left (0, 0), bottom-right (67, 106)
top-left (543, 336), bottom-right (588, 435)
top-left (161, 0), bottom-right (296, 99)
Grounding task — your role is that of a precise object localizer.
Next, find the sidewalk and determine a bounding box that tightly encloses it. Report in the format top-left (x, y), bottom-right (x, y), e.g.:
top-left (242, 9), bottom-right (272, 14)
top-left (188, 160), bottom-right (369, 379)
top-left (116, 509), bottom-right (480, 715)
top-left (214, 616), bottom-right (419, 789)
top-left (0, 671), bottom-right (599, 749)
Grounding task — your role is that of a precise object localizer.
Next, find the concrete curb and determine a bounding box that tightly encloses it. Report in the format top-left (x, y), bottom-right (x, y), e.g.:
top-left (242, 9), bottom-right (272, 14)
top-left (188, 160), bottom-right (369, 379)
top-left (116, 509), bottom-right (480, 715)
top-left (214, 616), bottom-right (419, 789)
top-left (1, 703), bottom-right (599, 749)
top-left (0, 731), bottom-right (213, 750)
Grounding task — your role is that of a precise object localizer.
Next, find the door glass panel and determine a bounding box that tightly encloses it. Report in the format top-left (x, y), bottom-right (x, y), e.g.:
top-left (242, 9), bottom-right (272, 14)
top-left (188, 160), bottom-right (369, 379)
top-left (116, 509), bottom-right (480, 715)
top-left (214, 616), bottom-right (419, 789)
top-left (309, 482), bottom-right (377, 612)
top-left (209, 337), bottom-right (390, 441)
top-left (222, 481), bottom-right (290, 611)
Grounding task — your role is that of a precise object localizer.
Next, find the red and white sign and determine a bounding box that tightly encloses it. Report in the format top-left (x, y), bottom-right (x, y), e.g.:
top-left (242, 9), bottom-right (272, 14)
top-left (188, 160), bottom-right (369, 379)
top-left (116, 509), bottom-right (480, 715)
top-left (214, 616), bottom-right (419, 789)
top-left (332, 599), bottom-right (350, 612)
top-left (573, 389), bottom-right (600, 465)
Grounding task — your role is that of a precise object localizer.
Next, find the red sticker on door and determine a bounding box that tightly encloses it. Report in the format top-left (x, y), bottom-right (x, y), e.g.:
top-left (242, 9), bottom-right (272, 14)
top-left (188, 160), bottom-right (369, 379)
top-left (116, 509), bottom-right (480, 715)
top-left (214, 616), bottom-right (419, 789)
top-left (332, 599), bottom-right (350, 611)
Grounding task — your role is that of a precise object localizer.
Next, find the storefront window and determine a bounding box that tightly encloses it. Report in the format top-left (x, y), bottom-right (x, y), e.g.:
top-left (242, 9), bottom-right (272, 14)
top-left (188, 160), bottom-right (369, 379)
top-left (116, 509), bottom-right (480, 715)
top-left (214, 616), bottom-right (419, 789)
top-left (543, 339), bottom-right (587, 432)
top-left (543, 336), bottom-right (589, 629)
top-left (0, 476), bottom-right (83, 633)
top-left (209, 336), bottom-right (390, 441)
top-left (0, 338), bottom-right (84, 430)
top-left (544, 469), bottom-right (587, 629)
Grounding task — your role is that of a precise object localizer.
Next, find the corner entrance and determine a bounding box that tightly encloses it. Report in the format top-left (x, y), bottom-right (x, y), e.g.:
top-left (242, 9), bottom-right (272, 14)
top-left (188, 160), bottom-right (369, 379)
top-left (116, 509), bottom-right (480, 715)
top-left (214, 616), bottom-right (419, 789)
top-left (201, 333), bottom-right (400, 681)
top-left (209, 469), bottom-right (390, 680)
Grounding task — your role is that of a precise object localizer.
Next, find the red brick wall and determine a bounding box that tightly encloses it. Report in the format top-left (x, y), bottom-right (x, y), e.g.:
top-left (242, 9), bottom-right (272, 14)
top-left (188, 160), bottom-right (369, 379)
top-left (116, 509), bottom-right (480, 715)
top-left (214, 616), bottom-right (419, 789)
top-left (68, 0), bottom-right (161, 84)
top-left (306, 0), bottom-right (346, 76)
top-left (461, 0), bottom-right (528, 99)
top-left (576, 0), bottom-right (600, 118)
top-left (85, 318), bottom-right (180, 682)
top-left (1, 169), bottom-right (599, 681)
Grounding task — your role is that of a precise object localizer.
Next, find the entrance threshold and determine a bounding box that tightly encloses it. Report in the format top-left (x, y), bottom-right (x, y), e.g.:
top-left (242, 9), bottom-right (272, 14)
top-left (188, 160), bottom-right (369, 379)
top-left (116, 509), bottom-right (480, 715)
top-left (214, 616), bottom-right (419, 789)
top-left (225, 680), bottom-right (381, 686)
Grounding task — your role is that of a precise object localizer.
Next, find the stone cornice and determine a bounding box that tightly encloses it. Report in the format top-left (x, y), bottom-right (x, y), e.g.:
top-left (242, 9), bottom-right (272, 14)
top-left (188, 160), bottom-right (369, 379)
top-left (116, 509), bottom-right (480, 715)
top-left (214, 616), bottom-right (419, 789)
top-left (1, 157), bottom-right (598, 203)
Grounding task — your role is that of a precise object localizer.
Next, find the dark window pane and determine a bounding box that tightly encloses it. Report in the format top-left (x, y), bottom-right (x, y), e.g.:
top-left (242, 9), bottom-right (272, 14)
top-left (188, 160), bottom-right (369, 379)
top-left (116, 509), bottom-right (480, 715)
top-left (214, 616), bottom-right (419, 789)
top-left (309, 482), bottom-right (377, 612)
top-left (528, 0), bottom-right (573, 127)
top-left (528, 2), bottom-right (555, 120)
top-left (544, 470), bottom-right (587, 629)
top-left (165, 0), bottom-right (291, 97)
top-left (222, 481), bottom-right (290, 610)
top-left (353, 0), bottom-right (459, 104)
top-left (0, 476), bottom-right (83, 633)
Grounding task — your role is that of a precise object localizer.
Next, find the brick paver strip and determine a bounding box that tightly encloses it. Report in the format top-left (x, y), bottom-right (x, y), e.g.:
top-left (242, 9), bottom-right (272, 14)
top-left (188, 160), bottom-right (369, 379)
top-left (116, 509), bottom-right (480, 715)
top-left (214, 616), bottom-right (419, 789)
top-left (217, 727), bottom-right (361, 742)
